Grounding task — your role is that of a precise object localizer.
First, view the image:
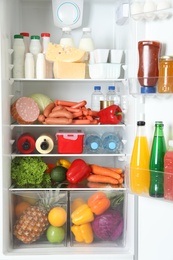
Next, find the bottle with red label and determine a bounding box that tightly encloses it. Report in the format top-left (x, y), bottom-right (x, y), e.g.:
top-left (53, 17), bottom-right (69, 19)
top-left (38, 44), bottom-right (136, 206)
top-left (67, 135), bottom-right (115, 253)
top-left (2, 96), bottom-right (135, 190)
top-left (17, 133), bottom-right (36, 154)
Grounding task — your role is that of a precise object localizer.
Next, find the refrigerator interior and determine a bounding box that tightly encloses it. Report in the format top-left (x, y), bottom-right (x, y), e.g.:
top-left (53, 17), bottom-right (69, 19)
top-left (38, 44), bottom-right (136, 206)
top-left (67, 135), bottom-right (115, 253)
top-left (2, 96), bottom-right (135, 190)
top-left (0, 0), bottom-right (135, 259)
top-left (1, 0), bottom-right (173, 259)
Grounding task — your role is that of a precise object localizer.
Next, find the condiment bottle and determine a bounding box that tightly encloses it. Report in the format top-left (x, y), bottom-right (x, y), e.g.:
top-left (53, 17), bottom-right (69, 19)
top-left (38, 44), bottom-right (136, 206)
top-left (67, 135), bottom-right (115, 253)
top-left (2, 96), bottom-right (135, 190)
top-left (13, 34), bottom-right (25, 78)
top-left (60, 27), bottom-right (75, 47)
top-left (41, 32), bottom-right (53, 79)
top-left (130, 121), bottom-right (150, 194)
top-left (17, 133), bottom-right (36, 154)
top-left (149, 121), bottom-right (166, 197)
top-left (158, 56), bottom-right (173, 93)
top-left (138, 40), bottom-right (161, 93)
top-left (164, 140), bottom-right (173, 201)
top-left (25, 53), bottom-right (35, 79)
top-left (35, 134), bottom-right (54, 154)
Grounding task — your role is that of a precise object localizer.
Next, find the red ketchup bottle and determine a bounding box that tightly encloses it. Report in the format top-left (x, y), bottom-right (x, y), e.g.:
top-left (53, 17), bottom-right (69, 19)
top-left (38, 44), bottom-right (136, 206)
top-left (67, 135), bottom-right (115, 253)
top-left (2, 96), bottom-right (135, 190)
top-left (138, 40), bottom-right (161, 94)
top-left (17, 133), bottom-right (36, 154)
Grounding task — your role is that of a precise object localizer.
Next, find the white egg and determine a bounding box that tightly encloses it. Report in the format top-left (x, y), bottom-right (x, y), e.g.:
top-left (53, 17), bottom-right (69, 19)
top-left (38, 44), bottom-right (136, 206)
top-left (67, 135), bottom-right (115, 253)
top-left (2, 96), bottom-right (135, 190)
top-left (143, 1), bottom-right (156, 20)
top-left (131, 2), bottom-right (144, 20)
top-left (157, 1), bottom-right (171, 19)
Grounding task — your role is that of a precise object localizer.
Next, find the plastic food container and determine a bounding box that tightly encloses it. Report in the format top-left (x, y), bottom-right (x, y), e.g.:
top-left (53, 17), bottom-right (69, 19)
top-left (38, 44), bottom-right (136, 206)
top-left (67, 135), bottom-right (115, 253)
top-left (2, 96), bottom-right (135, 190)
top-left (93, 49), bottom-right (109, 63)
top-left (70, 190), bottom-right (126, 247)
top-left (109, 50), bottom-right (124, 63)
top-left (10, 189), bottom-right (68, 248)
top-left (89, 63), bottom-right (122, 79)
top-left (56, 130), bottom-right (84, 154)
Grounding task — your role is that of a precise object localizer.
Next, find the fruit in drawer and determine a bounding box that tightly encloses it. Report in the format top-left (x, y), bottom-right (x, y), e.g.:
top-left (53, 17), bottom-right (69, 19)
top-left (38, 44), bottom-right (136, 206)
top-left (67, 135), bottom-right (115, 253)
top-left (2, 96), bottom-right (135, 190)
top-left (45, 43), bottom-right (86, 63)
top-left (48, 207), bottom-right (67, 227)
top-left (13, 190), bottom-right (66, 244)
top-left (46, 225), bottom-right (65, 244)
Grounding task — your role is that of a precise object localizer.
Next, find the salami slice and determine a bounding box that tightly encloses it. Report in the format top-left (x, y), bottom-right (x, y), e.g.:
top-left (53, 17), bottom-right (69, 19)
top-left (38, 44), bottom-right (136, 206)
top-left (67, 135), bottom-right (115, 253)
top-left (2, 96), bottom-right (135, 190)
top-left (11, 97), bottom-right (40, 124)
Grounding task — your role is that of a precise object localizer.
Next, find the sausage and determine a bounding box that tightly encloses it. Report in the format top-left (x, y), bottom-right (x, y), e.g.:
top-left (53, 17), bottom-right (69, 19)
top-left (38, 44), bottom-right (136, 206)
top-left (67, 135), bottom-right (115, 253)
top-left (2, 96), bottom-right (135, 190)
top-left (72, 119), bottom-right (91, 125)
top-left (48, 110), bottom-right (73, 119)
top-left (72, 110), bottom-right (83, 118)
top-left (54, 100), bottom-right (78, 107)
top-left (51, 105), bottom-right (65, 112)
top-left (43, 102), bottom-right (55, 117)
top-left (71, 100), bottom-right (87, 109)
top-left (65, 106), bottom-right (81, 113)
top-left (45, 117), bottom-right (72, 125)
top-left (37, 114), bottom-right (45, 123)
top-left (11, 97), bottom-right (40, 124)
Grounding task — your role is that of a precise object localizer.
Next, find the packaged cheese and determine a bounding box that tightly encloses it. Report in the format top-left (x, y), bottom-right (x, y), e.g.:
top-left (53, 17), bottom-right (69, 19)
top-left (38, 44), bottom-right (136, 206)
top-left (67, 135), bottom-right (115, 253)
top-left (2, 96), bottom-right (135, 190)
top-left (53, 61), bottom-right (86, 79)
top-left (46, 43), bottom-right (86, 63)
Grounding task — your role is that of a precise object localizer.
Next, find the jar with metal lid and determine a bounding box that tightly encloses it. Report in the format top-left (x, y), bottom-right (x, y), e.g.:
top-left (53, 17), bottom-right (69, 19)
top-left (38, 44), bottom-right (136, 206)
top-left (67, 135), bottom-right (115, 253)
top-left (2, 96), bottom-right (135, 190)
top-left (158, 56), bottom-right (173, 93)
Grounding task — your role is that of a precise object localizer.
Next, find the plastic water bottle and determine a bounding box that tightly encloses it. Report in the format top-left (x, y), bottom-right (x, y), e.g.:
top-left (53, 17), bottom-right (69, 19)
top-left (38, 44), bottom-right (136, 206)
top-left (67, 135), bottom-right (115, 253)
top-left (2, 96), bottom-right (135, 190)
top-left (106, 86), bottom-right (120, 105)
top-left (91, 86), bottom-right (104, 111)
top-left (102, 132), bottom-right (123, 154)
top-left (85, 133), bottom-right (102, 153)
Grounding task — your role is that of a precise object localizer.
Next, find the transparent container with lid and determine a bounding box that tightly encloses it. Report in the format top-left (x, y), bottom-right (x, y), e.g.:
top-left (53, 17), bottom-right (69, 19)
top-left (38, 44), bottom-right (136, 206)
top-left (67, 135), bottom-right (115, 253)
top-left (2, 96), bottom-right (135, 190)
top-left (13, 34), bottom-right (25, 78)
top-left (106, 86), bottom-right (120, 105)
top-left (91, 86), bottom-right (104, 111)
top-left (60, 27), bottom-right (75, 48)
top-left (79, 27), bottom-right (94, 52)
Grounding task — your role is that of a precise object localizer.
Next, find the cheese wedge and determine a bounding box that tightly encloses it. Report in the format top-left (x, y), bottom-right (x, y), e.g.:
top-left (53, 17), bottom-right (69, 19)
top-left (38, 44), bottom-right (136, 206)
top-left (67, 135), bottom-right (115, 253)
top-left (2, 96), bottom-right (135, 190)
top-left (46, 43), bottom-right (86, 63)
top-left (53, 61), bottom-right (86, 79)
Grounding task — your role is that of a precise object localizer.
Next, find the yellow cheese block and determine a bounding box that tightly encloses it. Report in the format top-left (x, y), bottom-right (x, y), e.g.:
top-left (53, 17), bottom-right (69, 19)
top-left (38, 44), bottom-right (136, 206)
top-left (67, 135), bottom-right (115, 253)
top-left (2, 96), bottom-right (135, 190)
top-left (53, 61), bottom-right (86, 79)
top-left (46, 43), bottom-right (86, 63)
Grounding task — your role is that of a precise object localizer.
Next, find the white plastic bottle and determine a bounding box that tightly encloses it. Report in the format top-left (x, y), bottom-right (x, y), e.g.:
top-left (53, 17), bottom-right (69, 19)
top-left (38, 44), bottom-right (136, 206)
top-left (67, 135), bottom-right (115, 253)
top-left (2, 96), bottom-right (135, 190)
top-left (79, 27), bottom-right (94, 52)
top-left (85, 132), bottom-right (102, 153)
top-left (106, 86), bottom-right (120, 105)
top-left (36, 53), bottom-right (46, 79)
top-left (91, 86), bottom-right (104, 111)
top-left (41, 32), bottom-right (53, 78)
top-left (60, 27), bottom-right (75, 47)
top-left (13, 34), bottom-right (25, 78)
top-left (20, 32), bottom-right (30, 53)
top-left (29, 35), bottom-right (42, 60)
top-left (25, 53), bottom-right (35, 79)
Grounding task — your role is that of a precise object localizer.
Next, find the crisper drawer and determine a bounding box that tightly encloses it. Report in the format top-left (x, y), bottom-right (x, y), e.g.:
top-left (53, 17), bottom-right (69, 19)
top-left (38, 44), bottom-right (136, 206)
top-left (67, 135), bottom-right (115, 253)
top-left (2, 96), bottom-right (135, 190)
top-left (10, 189), bottom-right (127, 249)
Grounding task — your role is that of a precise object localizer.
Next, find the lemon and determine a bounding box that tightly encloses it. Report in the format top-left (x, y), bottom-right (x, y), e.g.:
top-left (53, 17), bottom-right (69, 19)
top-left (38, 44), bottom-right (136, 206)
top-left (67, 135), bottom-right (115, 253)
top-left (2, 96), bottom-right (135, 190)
top-left (50, 166), bottom-right (67, 182)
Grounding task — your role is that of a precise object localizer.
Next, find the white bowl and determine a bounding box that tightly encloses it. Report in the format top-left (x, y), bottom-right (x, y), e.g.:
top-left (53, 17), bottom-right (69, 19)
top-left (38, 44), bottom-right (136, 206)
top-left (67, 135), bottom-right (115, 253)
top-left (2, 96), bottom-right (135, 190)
top-left (89, 63), bottom-right (122, 79)
top-left (109, 49), bottom-right (124, 63)
top-left (93, 49), bottom-right (109, 63)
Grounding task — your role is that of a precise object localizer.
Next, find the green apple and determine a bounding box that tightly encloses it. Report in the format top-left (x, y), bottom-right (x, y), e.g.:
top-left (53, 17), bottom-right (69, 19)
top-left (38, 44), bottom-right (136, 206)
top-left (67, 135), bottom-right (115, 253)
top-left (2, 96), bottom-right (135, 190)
top-left (46, 225), bottom-right (65, 243)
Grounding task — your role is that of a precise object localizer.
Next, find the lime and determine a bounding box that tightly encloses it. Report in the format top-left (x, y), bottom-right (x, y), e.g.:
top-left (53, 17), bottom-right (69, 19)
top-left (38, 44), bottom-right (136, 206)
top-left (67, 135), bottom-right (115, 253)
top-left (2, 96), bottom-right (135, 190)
top-left (50, 166), bottom-right (67, 182)
top-left (46, 225), bottom-right (65, 243)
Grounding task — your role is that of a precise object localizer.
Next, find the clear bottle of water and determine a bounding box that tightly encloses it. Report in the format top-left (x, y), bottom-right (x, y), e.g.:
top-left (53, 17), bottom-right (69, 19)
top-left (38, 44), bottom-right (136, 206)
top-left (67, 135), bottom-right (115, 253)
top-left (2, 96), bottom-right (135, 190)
top-left (85, 133), bottom-right (102, 153)
top-left (106, 86), bottom-right (120, 105)
top-left (102, 132), bottom-right (123, 154)
top-left (91, 86), bottom-right (104, 111)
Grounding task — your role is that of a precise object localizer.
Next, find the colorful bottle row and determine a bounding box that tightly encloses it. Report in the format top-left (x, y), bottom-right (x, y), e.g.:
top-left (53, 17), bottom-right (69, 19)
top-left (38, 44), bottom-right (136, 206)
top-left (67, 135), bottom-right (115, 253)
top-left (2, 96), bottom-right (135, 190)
top-left (130, 120), bottom-right (173, 201)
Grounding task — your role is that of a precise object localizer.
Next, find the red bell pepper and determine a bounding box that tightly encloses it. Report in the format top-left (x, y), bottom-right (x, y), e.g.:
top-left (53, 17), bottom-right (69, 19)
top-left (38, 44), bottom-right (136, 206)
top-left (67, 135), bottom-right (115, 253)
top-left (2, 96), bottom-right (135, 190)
top-left (66, 159), bottom-right (91, 184)
top-left (98, 104), bottom-right (122, 124)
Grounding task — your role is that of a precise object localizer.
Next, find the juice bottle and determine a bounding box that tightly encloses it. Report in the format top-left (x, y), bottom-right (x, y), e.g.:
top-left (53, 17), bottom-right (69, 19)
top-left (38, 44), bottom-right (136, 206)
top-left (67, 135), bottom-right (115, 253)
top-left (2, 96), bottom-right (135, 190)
top-left (164, 140), bottom-right (173, 201)
top-left (130, 121), bottom-right (150, 194)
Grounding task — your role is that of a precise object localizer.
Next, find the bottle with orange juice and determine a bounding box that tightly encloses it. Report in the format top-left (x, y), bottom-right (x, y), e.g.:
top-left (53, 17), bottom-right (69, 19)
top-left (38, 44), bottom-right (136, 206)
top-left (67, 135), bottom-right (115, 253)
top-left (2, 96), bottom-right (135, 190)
top-left (130, 121), bottom-right (150, 194)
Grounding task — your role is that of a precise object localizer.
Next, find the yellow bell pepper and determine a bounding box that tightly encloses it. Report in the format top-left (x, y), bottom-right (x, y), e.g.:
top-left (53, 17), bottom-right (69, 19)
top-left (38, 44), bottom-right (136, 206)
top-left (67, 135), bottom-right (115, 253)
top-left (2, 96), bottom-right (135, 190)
top-left (71, 223), bottom-right (94, 244)
top-left (71, 204), bottom-right (94, 225)
top-left (71, 197), bottom-right (86, 213)
top-left (56, 159), bottom-right (71, 169)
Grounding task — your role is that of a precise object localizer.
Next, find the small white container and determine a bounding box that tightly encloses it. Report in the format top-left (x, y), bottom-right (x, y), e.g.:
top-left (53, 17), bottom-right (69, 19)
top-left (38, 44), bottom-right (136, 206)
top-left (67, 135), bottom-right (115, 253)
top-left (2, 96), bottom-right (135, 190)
top-left (94, 49), bottom-right (109, 63)
top-left (109, 49), bottom-right (124, 63)
top-left (36, 53), bottom-right (46, 79)
top-left (25, 53), bottom-right (35, 79)
top-left (89, 63), bottom-right (122, 79)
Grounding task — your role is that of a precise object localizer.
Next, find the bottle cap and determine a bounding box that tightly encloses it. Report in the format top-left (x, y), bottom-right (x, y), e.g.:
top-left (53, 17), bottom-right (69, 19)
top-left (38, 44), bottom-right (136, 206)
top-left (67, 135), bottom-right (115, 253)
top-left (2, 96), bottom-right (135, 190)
top-left (108, 86), bottom-right (115, 91)
top-left (83, 27), bottom-right (91, 32)
top-left (41, 33), bottom-right (50, 37)
top-left (30, 35), bottom-right (40, 40)
top-left (14, 34), bottom-right (23, 39)
top-left (20, 32), bottom-right (29, 37)
top-left (141, 86), bottom-right (156, 93)
top-left (137, 121), bottom-right (145, 126)
top-left (108, 141), bottom-right (116, 150)
top-left (91, 142), bottom-right (98, 150)
top-left (62, 27), bottom-right (71, 32)
top-left (94, 86), bottom-right (101, 91)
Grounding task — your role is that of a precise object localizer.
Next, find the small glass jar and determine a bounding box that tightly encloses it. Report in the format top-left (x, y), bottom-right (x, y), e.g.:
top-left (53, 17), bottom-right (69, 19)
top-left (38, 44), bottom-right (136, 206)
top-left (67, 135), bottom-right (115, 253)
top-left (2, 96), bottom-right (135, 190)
top-left (158, 56), bottom-right (173, 93)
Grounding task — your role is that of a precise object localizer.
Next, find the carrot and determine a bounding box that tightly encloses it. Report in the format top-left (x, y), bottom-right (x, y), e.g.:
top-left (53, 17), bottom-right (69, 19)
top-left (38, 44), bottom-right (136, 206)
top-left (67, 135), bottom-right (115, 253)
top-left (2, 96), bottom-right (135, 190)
top-left (54, 100), bottom-right (78, 107)
top-left (107, 167), bottom-right (123, 174)
top-left (87, 174), bottom-right (119, 185)
top-left (90, 164), bottom-right (121, 180)
top-left (118, 177), bottom-right (124, 184)
top-left (43, 102), bottom-right (55, 117)
top-left (87, 182), bottom-right (119, 188)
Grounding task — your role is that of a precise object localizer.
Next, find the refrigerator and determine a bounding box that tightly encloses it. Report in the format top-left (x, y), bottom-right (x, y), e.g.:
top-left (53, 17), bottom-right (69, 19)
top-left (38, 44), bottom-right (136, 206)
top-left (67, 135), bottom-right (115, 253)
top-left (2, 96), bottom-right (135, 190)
top-left (0, 0), bottom-right (173, 259)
